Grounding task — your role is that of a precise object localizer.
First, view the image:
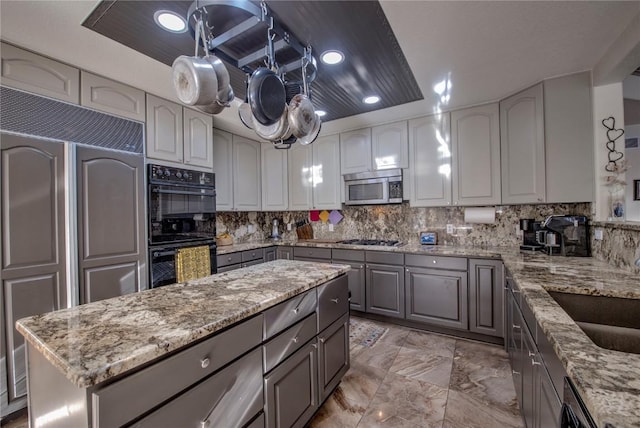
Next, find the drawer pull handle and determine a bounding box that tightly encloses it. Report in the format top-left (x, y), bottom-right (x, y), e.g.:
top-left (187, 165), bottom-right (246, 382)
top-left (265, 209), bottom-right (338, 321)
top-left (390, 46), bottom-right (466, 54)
top-left (292, 336), bottom-right (299, 343)
top-left (433, 260), bottom-right (437, 264)
top-left (512, 324), bottom-right (521, 330)
top-left (528, 351), bottom-right (536, 358)
top-left (319, 337), bottom-right (325, 343)
top-left (331, 298), bottom-right (339, 304)
top-left (512, 370), bottom-right (521, 376)
top-left (312, 343), bottom-right (318, 349)
top-left (531, 359), bottom-right (541, 366)
top-left (200, 358), bottom-right (210, 369)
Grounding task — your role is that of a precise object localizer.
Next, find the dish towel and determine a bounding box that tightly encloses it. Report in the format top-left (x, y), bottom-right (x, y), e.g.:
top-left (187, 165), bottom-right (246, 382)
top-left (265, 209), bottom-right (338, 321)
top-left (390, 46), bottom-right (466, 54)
top-left (175, 246), bottom-right (211, 282)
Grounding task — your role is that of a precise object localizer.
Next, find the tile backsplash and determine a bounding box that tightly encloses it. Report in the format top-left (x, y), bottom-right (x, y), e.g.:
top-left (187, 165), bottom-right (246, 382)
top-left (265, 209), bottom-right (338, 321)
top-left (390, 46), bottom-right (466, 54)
top-left (213, 202), bottom-right (592, 247)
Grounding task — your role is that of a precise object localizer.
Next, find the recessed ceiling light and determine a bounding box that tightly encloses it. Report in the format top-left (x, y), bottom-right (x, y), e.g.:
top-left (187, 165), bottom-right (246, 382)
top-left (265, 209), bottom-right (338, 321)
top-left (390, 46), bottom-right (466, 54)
top-left (363, 95), bottom-right (380, 105)
top-left (316, 110), bottom-right (327, 117)
top-left (154, 10), bottom-right (187, 33)
top-left (321, 50), bottom-right (344, 65)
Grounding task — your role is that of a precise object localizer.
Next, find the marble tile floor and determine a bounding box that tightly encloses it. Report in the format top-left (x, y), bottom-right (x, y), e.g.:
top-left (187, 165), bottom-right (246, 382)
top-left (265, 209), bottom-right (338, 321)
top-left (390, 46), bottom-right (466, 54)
top-left (310, 316), bottom-right (523, 428)
top-left (0, 317), bottom-right (521, 428)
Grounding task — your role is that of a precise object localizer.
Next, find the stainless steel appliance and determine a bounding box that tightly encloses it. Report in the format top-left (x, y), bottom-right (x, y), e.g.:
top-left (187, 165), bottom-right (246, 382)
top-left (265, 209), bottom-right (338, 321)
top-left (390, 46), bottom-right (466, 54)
top-left (537, 215), bottom-right (590, 257)
top-left (338, 239), bottom-right (403, 247)
top-left (519, 218), bottom-right (544, 251)
top-left (344, 169), bottom-right (403, 205)
top-left (147, 164), bottom-right (217, 287)
top-left (561, 377), bottom-right (596, 428)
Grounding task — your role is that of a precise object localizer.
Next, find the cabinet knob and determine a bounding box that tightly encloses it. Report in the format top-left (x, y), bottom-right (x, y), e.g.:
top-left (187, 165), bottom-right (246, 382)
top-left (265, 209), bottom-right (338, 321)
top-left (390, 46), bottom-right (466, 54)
top-left (292, 336), bottom-right (299, 344)
top-left (319, 337), bottom-right (325, 343)
top-left (330, 298), bottom-right (339, 304)
top-left (432, 260), bottom-right (437, 264)
top-left (292, 307), bottom-right (300, 314)
top-left (406, 268), bottom-right (409, 272)
top-left (227, 257), bottom-right (232, 261)
top-left (360, 265), bottom-right (365, 269)
top-left (200, 358), bottom-right (210, 369)
top-left (537, 198), bottom-right (543, 202)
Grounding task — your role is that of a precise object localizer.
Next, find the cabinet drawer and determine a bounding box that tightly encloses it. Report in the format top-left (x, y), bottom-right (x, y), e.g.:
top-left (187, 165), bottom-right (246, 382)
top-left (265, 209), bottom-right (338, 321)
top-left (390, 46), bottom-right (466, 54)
top-left (217, 264), bottom-right (241, 273)
top-left (317, 275), bottom-right (349, 332)
top-left (263, 313), bottom-right (317, 373)
top-left (217, 252), bottom-right (243, 267)
top-left (332, 249), bottom-right (365, 262)
top-left (93, 314), bottom-right (263, 428)
top-left (130, 348), bottom-right (263, 428)
top-left (263, 289), bottom-right (317, 340)
top-left (365, 251), bottom-right (404, 265)
top-left (242, 248), bottom-right (264, 262)
top-left (405, 254), bottom-right (467, 270)
top-left (294, 247), bottom-right (332, 260)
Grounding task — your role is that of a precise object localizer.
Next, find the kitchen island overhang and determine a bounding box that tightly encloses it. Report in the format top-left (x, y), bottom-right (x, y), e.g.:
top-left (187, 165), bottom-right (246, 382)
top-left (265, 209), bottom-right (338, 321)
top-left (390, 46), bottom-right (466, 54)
top-left (17, 260), bottom-right (351, 428)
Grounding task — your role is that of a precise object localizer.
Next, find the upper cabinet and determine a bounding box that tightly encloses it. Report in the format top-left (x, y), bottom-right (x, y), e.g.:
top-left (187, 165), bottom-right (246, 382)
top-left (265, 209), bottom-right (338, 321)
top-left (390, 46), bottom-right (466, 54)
top-left (261, 144), bottom-right (288, 211)
top-left (232, 136), bottom-right (261, 211)
top-left (1, 42), bottom-right (79, 104)
top-left (146, 94), bottom-right (213, 170)
top-left (212, 129), bottom-right (234, 211)
top-left (451, 103), bottom-right (501, 206)
top-left (80, 71), bottom-right (145, 122)
top-left (289, 134), bottom-right (341, 210)
top-left (500, 84), bottom-right (546, 204)
top-left (408, 113), bottom-right (452, 207)
top-left (371, 121), bottom-right (409, 170)
top-left (340, 128), bottom-right (372, 174)
top-left (543, 71), bottom-right (593, 203)
top-left (340, 123), bottom-right (408, 174)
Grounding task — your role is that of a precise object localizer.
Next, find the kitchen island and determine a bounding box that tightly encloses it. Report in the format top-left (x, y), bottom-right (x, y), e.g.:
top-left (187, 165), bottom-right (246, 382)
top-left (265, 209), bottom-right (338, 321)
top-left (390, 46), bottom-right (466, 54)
top-left (16, 260), bottom-right (350, 428)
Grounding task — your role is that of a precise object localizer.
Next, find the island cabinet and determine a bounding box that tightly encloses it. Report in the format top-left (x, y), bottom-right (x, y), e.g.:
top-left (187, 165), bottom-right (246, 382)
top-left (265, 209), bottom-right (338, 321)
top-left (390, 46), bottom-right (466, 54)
top-left (404, 254), bottom-right (468, 330)
top-left (365, 251), bottom-right (405, 319)
top-left (216, 248), bottom-right (265, 273)
top-left (277, 246), bottom-right (294, 260)
top-left (293, 247), bottom-right (332, 263)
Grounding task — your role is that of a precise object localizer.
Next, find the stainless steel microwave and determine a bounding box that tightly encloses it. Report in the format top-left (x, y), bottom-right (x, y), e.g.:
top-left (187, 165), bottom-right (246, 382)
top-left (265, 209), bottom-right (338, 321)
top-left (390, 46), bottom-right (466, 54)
top-left (344, 169), bottom-right (403, 205)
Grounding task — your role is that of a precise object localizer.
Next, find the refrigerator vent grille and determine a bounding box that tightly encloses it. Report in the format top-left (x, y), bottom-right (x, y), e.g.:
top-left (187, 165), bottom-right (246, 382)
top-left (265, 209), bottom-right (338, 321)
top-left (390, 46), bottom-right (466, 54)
top-left (0, 86), bottom-right (143, 153)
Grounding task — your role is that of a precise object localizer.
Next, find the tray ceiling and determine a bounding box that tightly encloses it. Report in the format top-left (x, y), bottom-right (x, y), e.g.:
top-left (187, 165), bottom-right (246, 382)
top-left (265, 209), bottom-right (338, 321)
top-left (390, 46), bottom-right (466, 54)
top-left (82, 0), bottom-right (423, 123)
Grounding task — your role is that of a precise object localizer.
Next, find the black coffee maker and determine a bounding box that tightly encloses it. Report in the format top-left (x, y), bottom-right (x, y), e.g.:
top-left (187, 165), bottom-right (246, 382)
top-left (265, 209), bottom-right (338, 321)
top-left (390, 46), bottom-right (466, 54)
top-left (519, 219), bottom-right (544, 251)
top-left (538, 215), bottom-right (590, 257)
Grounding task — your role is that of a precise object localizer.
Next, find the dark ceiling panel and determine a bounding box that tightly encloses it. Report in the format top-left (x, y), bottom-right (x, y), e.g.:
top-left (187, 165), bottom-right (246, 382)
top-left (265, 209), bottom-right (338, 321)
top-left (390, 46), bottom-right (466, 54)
top-left (82, 0), bottom-right (423, 122)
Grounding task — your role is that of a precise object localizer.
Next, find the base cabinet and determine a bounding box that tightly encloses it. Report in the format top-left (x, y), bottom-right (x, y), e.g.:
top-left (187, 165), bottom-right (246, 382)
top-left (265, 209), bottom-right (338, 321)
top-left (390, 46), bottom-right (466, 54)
top-left (264, 341), bottom-right (319, 428)
top-left (318, 314), bottom-right (350, 402)
top-left (276, 246), bottom-right (293, 260)
top-left (366, 263), bottom-right (405, 319)
top-left (332, 249), bottom-right (366, 312)
top-left (468, 259), bottom-right (504, 337)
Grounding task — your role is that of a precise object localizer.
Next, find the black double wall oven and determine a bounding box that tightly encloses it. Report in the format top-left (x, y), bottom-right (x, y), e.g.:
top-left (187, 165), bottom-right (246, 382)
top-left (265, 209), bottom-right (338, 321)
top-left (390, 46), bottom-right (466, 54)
top-left (148, 164), bottom-right (217, 288)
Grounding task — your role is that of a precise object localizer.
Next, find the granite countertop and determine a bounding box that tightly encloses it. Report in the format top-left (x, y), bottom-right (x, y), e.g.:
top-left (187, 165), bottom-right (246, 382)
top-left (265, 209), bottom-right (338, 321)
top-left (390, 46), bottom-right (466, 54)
top-left (16, 260), bottom-right (349, 389)
top-left (218, 240), bottom-right (640, 426)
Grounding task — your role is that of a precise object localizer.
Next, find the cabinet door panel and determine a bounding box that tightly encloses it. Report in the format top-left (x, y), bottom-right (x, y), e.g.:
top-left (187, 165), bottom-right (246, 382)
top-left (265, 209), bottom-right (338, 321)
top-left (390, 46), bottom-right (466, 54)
top-left (212, 129), bottom-right (234, 211)
top-left (469, 259), bottom-right (504, 337)
top-left (372, 121), bottom-right (408, 170)
top-left (333, 260), bottom-right (365, 311)
top-left (288, 143), bottom-right (312, 210)
top-left (408, 114), bottom-right (452, 207)
top-left (451, 103), bottom-right (501, 206)
top-left (262, 144), bottom-right (288, 211)
top-left (536, 364), bottom-right (561, 428)
top-left (340, 128), bottom-right (372, 174)
top-left (366, 263), bottom-right (404, 318)
top-left (405, 267), bottom-right (467, 330)
top-left (232, 136), bottom-right (261, 211)
top-left (318, 314), bottom-right (350, 401)
top-left (1, 42), bottom-right (79, 103)
top-left (76, 146), bottom-right (145, 303)
top-left (312, 134), bottom-right (341, 209)
top-left (500, 84), bottom-right (545, 204)
top-left (80, 71), bottom-right (145, 121)
top-left (146, 94), bottom-right (183, 162)
top-left (183, 108), bottom-right (213, 168)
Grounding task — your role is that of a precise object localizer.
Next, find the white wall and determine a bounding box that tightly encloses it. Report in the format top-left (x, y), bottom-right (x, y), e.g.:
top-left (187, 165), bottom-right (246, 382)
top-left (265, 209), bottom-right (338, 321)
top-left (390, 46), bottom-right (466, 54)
top-left (623, 75), bottom-right (640, 100)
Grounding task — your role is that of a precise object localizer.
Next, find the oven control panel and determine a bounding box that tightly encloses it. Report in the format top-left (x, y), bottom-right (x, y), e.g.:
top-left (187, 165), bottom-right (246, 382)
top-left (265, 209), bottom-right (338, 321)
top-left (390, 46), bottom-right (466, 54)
top-left (148, 164), bottom-right (214, 186)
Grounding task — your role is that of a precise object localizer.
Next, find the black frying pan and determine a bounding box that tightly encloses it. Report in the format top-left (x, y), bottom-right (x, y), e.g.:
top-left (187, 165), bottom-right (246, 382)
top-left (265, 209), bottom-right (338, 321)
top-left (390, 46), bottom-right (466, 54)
top-left (248, 67), bottom-right (286, 126)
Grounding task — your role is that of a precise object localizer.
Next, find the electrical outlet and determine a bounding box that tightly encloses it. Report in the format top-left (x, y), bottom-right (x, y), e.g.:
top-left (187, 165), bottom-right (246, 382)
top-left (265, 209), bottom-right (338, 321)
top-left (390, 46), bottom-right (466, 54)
top-left (516, 226), bottom-right (523, 238)
top-left (329, 223), bottom-right (334, 232)
top-left (287, 223), bottom-right (292, 231)
top-left (594, 229), bottom-right (603, 240)
top-left (446, 224), bottom-right (454, 234)
top-left (248, 224), bottom-right (254, 233)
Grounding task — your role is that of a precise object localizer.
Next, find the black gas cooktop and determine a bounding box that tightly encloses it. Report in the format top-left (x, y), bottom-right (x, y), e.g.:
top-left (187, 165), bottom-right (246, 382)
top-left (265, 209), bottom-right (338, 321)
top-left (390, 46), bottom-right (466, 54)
top-left (338, 239), bottom-right (403, 247)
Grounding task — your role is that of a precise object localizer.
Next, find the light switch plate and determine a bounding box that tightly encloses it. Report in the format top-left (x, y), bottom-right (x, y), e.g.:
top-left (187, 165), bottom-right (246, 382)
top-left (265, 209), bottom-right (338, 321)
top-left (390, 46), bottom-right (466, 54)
top-left (287, 223), bottom-right (292, 231)
top-left (248, 224), bottom-right (255, 233)
top-left (594, 229), bottom-right (603, 240)
top-left (446, 224), bottom-right (454, 234)
top-left (329, 223), bottom-right (334, 232)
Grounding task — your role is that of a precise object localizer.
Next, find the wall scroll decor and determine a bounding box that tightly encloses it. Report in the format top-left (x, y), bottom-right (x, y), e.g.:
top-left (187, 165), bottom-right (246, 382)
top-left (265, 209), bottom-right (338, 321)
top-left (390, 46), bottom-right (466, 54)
top-left (602, 116), bottom-right (625, 172)
top-left (602, 116), bottom-right (628, 220)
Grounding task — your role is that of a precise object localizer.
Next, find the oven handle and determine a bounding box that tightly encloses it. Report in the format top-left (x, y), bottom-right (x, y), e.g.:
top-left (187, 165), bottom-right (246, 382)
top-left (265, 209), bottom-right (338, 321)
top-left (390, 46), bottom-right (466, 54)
top-left (152, 249), bottom-right (177, 257)
top-left (152, 188), bottom-right (215, 197)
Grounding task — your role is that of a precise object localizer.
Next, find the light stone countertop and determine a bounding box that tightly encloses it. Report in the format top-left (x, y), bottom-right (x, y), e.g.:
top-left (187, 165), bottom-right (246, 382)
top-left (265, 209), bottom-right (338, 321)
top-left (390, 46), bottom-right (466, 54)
top-left (218, 240), bottom-right (640, 427)
top-left (16, 260), bottom-right (350, 389)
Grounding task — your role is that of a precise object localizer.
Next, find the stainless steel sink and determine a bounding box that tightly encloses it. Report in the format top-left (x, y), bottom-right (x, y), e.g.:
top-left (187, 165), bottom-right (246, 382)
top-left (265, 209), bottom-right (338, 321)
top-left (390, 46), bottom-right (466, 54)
top-left (548, 291), bottom-right (640, 354)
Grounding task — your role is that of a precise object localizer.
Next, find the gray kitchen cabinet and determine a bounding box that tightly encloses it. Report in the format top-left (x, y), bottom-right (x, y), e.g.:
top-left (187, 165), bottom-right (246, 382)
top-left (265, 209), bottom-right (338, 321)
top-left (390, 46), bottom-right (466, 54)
top-left (1, 133), bottom-right (67, 415)
top-left (216, 249), bottom-right (265, 272)
top-left (212, 129), bottom-right (233, 211)
top-left (233, 136), bottom-right (262, 211)
top-left (340, 128), bottom-right (372, 174)
top-left (468, 259), bottom-right (504, 338)
top-left (0, 42), bottom-right (80, 104)
top-left (507, 285), bottom-right (523, 411)
top-left (544, 71), bottom-right (594, 203)
top-left (405, 266), bottom-right (468, 330)
top-left (293, 247), bottom-right (332, 263)
top-left (264, 340), bottom-right (319, 428)
top-left (76, 146), bottom-right (145, 304)
top-left (408, 113), bottom-right (452, 207)
top-left (332, 249), bottom-right (366, 312)
top-left (183, 108), bottom-right (214, 169)
top-left (521, 323), bottom-right (537, 428)
top-left (536, 360), bottom-right (562, 428)
top-left (146, 94), bottom-right (184, 164)
top-left (264, 247), bottom-right (276, 262)
top-left (500, 83), bottom-right (546, 204)
top-left (451, 103), bottom-right (501, 206)
top-left (366, 262), bottom-right (405, 319)
top-left (318, 314), bottom-right (350, 402)
top-left (277, 246), bottom-right (294, 260)
top-left (371, 121), bottom-right (409, 170)
top-left (261, 143), bottom-right (288, 211)
top-left (80, 71), bottom-right (145, 121)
